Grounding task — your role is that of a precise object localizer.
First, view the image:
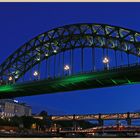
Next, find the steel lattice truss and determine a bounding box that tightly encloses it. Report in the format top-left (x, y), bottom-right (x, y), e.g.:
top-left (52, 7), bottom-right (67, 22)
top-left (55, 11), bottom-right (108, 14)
top-left (1, 23), bottom-right (140, 81)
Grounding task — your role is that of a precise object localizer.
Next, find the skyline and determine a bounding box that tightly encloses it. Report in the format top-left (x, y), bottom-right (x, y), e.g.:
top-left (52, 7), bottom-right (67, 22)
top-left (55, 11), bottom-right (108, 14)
top-left (0, 2), bottom-right (140, 114)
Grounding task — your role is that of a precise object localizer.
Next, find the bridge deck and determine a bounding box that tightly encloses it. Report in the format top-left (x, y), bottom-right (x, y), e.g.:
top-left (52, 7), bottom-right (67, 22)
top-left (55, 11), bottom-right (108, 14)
top-left (0, 64), bottom-right (140, 98)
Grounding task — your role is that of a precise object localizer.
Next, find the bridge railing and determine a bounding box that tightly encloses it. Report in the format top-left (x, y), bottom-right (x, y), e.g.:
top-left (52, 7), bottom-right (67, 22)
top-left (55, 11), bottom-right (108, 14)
top-left (50, 112), bottom-right (140, 121)
top-left (1, 62), bottom-right (140, 85)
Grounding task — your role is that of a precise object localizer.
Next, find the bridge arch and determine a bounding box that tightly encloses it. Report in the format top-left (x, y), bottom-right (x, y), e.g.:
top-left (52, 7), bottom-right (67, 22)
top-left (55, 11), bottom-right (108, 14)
top-left (1, 23), bottom-right (140, 82)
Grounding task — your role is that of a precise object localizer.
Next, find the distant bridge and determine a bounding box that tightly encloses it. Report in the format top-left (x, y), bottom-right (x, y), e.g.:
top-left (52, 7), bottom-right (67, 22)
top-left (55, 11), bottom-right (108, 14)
top-left (50, 112), bottom-right (140, 126)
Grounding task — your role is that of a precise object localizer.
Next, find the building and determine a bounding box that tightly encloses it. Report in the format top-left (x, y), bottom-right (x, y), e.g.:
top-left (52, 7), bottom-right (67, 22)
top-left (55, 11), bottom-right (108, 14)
top-left (0, 99), bottom-right (31, 118)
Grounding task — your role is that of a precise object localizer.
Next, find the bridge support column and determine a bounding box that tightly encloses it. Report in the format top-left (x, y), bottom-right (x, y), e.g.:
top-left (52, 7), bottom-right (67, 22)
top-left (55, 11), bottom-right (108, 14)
top-left (73, 114), bottom-right (77, 131)
top-left (98, 119), bottom-right (104, 126)
top-left (81, 48), bottom-right (84, 73)
top-left (54, 55), bottom-right (56, 78)
top-left (62, 51), bottom-right (64, 76)
top-left (71, 49), bottom-right (74, 75)
top-left (126, 112), bottom-right (131, 126)
top-left (58, 53), bottom-right (60, 77)
top-left (98, 113), bottom-right (104, 126)
top-left (48, 58), bottom-right (50, 78)
top-left (92, 47), bottom-right (95, 71)
top-left (127, 53), bottom-right (130, 66)
top-left (126, 118), bottom-right (131, 126)
top-left (115, 50), bottom-right (117, 67)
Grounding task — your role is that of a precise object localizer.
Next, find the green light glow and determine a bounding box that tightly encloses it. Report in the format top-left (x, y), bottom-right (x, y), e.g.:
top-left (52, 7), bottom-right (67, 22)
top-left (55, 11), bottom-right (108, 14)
top-left (0, 85), bottom-right (16, 92)
top-left (59, 75), bottom-right (92, 86)
top-left (128, 80), bottom-right (132, 84)
top-left (59, 72), bottom-right (115, 86)
top-left (125, 82), bottom-right (139, 85)
top-left (111, 79), bottom-right (117, 85)
top-left (96, 79), bottom-right (104, 85)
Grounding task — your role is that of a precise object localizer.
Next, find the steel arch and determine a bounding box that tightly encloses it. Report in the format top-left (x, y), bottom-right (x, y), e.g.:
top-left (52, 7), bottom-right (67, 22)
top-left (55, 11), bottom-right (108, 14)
top-left (1, 23), bottom-right (140, 81)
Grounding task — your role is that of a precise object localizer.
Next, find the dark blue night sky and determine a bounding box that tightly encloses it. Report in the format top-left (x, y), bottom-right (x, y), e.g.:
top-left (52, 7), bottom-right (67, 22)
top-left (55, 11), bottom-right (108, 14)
top-left (0, 2), bottom-right (140, 115)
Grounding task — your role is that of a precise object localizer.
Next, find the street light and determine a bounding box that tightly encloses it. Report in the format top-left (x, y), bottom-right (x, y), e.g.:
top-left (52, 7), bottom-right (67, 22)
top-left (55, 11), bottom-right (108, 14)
top-left (53, 49), bottom-right (57, 53)
top-left (8, 76), bottom-right (13, 81)
top-left (15, 75), bottom-right (19, 79)
top-left (103, 57), bottom-right (109, 70)
top-left (103, 57), bottom-right (109, 64)
top-left (33, 71), bottom-right (39, 77)
top-left (45, 53), bottom-right (49, 57)
top-left (64, 65), bottom-right (70, 70)
top-left (64, 65), bottom-right (71, 75)
top-left (8, 76), bottom-right (15, 84)
top-left (36, 57), bottom-right (40, 61)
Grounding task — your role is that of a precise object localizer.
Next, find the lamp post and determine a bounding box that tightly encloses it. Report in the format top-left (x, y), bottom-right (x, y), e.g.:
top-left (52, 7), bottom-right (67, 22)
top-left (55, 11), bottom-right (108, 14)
top-left (8, 75), bottom-right (15, 84)
top-left (53, 49), bottom-right (57, 54)
top-left (33, 70), bottom-right (39, 80)
top-left (102, 57), bottom-right (109, 70)
top-left (64, 65), bottom-right (71, 75)
top-left (8, 76), bottom-right (13, 81)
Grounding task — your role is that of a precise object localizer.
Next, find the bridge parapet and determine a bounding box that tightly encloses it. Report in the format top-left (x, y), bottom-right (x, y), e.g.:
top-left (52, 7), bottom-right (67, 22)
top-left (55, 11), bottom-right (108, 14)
top-left (51, 115), bottom-right (74, 121)
top-left (130, 112), bottom-right (140, 119)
